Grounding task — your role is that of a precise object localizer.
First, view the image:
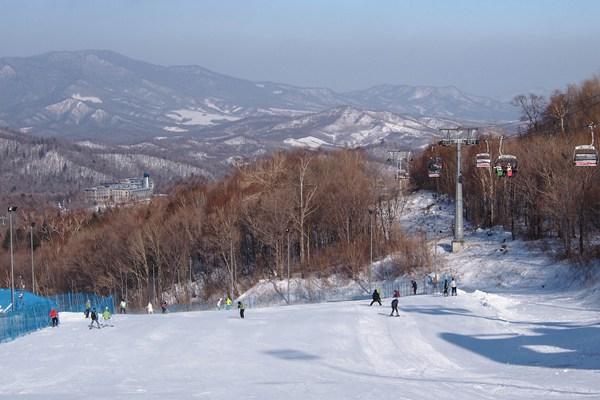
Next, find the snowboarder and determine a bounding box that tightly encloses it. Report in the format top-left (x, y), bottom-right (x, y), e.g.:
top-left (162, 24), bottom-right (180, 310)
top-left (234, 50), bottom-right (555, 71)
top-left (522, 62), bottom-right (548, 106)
top-left (450, 277), bottom-right (457, 296)
top-left (84, 299), bottom-right (91, 318)
top-left (160, 300), bottom-right (168, 314)
top-left (146, 302), bottom-right (154, 314)
top-left (237, 301), bottom-right (245, 319)
top-left (102, 307), bottom-right (112, 326)
top-left (411, 280), bottom-right (418, 295)
top-left (216, 298), bottom-right (222, 310)
top-left (119, 299), bottom-right (127, 314)
top-left (390, 298), bottom-right (399, 317)
top-left (370, 289), bottom-right (382, 306)
top-left (89, 308), bottom-right (100, 329)
top-left (443, 279), bottom-right (449, 297)
top-left (49, 308), bottom-right (59, 327)
top-left (225, 296), bottom-right (232, 310)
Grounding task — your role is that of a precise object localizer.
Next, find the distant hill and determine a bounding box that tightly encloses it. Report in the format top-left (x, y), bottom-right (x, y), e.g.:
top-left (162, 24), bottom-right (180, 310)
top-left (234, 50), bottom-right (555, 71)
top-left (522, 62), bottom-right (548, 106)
top-left (0, 50), bottom-right (518, 143)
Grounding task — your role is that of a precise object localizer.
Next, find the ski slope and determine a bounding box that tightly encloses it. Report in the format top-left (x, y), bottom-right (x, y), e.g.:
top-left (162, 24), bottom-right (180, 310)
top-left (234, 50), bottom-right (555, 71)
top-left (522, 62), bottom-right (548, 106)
top-left (1, 190), bottom-right (600, 399)
top-left (1, 292), bottom-right (599, 399)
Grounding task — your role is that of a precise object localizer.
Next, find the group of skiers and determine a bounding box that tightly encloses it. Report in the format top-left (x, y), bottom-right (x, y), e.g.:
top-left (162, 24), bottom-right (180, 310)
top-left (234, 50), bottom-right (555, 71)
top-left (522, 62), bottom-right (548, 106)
top-left (83, 299), bottom-right (112, 329)
top-left (442, 278), bottom-right (458, 297)
top-left (215, 296), bottom-right (245, 318)
top-left (370, 276), bottom-right (458, 316)
top-left (495, 163), bottom-right (514, 177)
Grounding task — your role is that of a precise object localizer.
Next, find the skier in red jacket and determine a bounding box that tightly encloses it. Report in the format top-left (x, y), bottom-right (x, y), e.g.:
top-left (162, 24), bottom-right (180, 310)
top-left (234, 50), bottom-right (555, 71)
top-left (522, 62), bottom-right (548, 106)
top-left (49, 308), bottom-right (59, 327)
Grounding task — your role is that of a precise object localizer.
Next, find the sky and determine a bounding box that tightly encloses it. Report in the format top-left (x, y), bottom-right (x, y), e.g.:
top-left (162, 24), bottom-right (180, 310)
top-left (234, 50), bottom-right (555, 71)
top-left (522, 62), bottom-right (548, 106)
top-left (1, 0), bottom-right (599, 100)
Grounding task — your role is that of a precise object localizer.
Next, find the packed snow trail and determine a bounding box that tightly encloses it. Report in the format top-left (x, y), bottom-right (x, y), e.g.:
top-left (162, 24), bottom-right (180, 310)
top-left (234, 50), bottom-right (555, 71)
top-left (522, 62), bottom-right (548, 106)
top-left (1, 292), bottom-right (599, 399)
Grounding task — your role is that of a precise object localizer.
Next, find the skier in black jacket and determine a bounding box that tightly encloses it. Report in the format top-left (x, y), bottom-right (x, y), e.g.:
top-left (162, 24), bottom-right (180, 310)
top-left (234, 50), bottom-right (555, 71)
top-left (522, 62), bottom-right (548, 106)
top-left (370, 289), bottom-right (382, 306)
top-left (89, 308), bottom-right (100, 329)
top-left (390, 298), bottom-right (399, 316)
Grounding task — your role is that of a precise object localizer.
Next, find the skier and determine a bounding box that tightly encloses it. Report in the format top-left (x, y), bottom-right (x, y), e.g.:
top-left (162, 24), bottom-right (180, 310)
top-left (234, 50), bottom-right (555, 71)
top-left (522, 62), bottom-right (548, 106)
top-left (450, 277), bottom-right (457, 296)
top-left (146, 302), bottom-right (154, 314)
top-left (89, 308), bottom-right (100, 329)
top-left (495, 165), bottom-right (504, 177)
top-left (443, 279), bottom-right (449, 297)
top-left (216, 298), bottom-right (222, 310)
top-left (49, 308), bottom-right (59, 327)
top-left (390, 298), bottom-right (399, 317)
top-left (225, 296), bottom-right (232, 310)
top-left (237, 301), bottom-right (245, 319)
top-left (84, 299), bottom-right (91, 318)
top-left (119, 299), bottom-right (127, 314)
top-left (102, 306), bottom-right (112, 326)
top-left (160, 300), bottom-right (168, 314)
top-left (370, 289), bottom-right (382, 306)
top-left (411, 280), bottom-right (418, 295)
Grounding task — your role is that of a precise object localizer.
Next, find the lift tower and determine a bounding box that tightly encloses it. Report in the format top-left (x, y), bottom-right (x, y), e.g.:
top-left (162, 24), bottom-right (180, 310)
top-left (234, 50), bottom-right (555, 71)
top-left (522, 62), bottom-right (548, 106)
top-left (439, 127), bottom-right (478, 252)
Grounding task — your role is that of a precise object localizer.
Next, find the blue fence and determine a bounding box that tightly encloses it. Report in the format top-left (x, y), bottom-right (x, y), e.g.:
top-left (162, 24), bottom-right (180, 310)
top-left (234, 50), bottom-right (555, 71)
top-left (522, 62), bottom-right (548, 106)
top-left (46, 293), bottom-right (115, 314)
top-left (0, 290), bottom-right (114, 343)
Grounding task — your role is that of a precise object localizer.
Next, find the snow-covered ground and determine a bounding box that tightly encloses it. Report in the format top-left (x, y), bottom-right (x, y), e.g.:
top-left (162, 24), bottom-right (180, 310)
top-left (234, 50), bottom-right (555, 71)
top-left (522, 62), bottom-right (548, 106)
top-left (1, 190), bottom-right (599, 399)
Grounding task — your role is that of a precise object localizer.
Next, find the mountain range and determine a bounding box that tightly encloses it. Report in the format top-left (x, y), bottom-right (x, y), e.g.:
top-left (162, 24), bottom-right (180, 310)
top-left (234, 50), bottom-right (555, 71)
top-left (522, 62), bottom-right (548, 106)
top-left (0, 50), bottom-right (518, 146)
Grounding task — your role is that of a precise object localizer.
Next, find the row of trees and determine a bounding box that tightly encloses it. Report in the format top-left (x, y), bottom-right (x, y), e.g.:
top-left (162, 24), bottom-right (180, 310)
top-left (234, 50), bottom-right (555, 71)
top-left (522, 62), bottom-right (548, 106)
top-left (413, 76), bottom-right (600, 259)
top-left (1, 150), bottom-right (429, 308)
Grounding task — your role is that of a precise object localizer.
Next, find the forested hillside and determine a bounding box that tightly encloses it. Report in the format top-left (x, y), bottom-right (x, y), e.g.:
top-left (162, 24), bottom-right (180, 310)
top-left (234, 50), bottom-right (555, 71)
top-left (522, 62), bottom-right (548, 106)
top-left (413, 76), bottom-right (600, 258)
top-left (0, 150), bottom-right (428, 307)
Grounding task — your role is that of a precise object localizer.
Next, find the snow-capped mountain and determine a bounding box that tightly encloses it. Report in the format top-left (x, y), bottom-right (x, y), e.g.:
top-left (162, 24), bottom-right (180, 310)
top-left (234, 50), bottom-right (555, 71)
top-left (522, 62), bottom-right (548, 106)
top-left (344, 84), bottom-right (517, 121)
top-left (0, 50), bottom-right (518, 143)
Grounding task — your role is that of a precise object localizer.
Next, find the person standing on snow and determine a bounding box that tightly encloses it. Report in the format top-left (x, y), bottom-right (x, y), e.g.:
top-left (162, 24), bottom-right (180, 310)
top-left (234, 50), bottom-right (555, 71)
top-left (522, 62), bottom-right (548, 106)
top-left (89, 308), bottom-right (100, 329)
top-left (370, 289), bottom-right (382, 306)
top-left (160, 300), bottom-right (168, 314)
top-left (237, 301), bottom-right (245, 319)
top-left (411, 280), bottom-right (418, 295)
top-left (119, 299), bottom-right (127, 314)
top-left (216, 298), bottom-right (222, 310)
top-left (146, 302), bottom-right (154, 314)
top-left (450, 277), bottom-right (457, 296)
top-left (49, 308), bottom-right (59, 327)
top-left (390, 298), bottom-right (399, 317)
top-left (102, 307), bottom-right (112, 326)
top-left (84, 299), bottom-right (91, 318)
top-left (393, 289), bottom-right (400, 298)
top-left (225, 296), bottom-right (232, 310)
top-left (443, 280), bottom-right (449, 297)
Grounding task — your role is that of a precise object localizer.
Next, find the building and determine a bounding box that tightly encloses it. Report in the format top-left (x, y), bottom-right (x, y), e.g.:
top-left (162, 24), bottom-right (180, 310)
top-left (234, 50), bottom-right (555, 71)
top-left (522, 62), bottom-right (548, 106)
top-left (84, 173), bottom-right (154, 205)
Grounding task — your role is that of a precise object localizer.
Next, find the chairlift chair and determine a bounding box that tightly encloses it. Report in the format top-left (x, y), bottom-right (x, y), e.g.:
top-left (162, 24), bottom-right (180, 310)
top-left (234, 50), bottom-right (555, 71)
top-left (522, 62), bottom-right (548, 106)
top-left (475, 139), bottom-right (491, 168)
top-left (427, 157), bottom-right (443, 178)
top-left (475, 153), bottom-right (491, 168)
top-left (573, 146), bottom-right (598, 167)
top-left (573, 125), bottom-right (598, 167)
top-left (495, 155), bottom-right (518, 177)
top-left (494, 136), bottom-right (517, 177)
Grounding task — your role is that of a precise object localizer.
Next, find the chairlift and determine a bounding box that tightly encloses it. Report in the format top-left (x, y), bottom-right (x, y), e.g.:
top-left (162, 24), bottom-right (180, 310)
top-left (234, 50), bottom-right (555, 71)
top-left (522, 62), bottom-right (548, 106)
top-left (386, 150), bottom-right (411, 180)
top-left (427, 157), bottom-right (443, 178)
top-left (573, 124), bottom-right (598, 167)
top-left (494, 136), bottom-right (518, 177)
top-left (475, 139), bottom-right (491, 168)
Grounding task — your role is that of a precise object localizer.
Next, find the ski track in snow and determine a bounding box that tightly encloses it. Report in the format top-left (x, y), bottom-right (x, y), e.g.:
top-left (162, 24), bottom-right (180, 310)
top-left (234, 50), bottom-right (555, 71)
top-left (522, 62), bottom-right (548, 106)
top-left (1, 190), bottom-right (600, 399)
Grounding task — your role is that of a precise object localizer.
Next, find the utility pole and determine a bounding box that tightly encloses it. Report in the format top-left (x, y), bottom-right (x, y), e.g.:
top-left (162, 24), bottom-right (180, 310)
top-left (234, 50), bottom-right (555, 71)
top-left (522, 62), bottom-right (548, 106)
top-left (8, 206), bottom-right (17, 311)
top-left (368, 207), bottom-right (374, 293)
top-left (439, 128), bottom-right (478, 252)
top-left (30, 222), bottom-right (35, 294)
top-left (286, 228), bottom-right (291, 304)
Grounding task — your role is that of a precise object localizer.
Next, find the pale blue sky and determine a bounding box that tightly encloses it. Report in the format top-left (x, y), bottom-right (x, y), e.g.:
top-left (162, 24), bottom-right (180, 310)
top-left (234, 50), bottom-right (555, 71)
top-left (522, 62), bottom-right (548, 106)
top-left (1, 0), bottom-right (599, 99)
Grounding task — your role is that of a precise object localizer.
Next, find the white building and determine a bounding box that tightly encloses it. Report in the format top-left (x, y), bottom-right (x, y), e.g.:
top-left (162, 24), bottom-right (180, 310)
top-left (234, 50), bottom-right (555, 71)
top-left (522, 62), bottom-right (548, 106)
top-left (84, 173), bottom-right (154, 205)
